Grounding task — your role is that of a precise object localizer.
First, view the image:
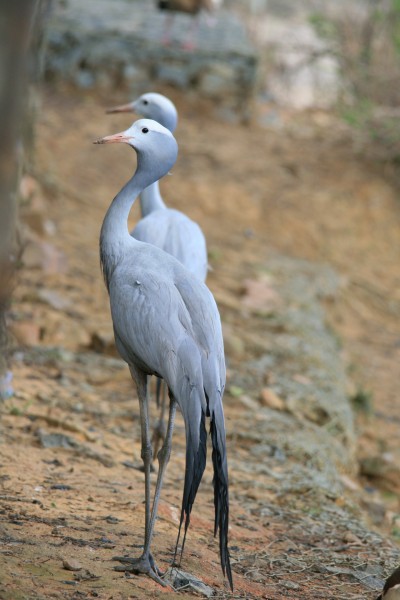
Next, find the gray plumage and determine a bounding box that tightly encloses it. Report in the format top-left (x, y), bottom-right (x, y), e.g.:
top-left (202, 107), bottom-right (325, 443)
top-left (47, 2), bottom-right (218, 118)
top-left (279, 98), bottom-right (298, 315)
top-left (94, 118), bottom-right (232, 589)
top-left (133, 208), bottom-right (207, 281)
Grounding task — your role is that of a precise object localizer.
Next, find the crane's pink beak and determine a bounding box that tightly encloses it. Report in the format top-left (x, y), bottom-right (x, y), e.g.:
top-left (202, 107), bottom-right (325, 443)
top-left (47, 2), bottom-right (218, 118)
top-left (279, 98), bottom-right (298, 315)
top-left (105, 103), bottom-right (134, 114)
top-left (93, 131), bottom-right (133, 145)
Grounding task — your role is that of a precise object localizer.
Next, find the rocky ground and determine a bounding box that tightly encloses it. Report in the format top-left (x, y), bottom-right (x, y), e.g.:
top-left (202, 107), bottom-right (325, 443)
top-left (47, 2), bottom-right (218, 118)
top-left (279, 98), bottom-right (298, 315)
top-left (1, 85), bottom-right (400, 599)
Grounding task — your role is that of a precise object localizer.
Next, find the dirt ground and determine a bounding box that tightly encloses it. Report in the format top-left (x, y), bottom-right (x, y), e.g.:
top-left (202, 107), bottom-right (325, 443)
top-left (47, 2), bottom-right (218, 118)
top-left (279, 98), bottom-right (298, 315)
top-left (1, 84), bottom-right (400, 599)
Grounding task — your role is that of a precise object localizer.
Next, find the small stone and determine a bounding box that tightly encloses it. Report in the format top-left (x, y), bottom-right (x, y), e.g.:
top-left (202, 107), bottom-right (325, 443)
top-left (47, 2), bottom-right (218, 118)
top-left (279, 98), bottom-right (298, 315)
top-left (37, 288), bottom-right (72, 311)
top-left (282, 580), bottom-right (299, 590)
top-left (63, 559), bottom-right (82, 571)
top-left (237, 394), bottom-right (259, 410)
top-left (292, 373), bottom-right (312, 385)
top-left (163, 567), bottom-right (214, 598)
top-left (340, 474), bottom-right (360, 492)
top-left (259, 387), bottom-right (285, 410)
top-left (342, 531), bottom-right (362, 544)
top-left (38, 431), bottom-right (77, 449)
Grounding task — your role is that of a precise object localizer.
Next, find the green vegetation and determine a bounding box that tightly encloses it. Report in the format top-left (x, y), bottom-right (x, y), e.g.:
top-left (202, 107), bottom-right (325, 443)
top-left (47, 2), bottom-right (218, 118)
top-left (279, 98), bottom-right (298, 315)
top-left (310, 1), bottom-right (400, 162)
top-left (228, 385), bottom-right (244, 397)
top-left (350, 387), bottom-right (373, 415)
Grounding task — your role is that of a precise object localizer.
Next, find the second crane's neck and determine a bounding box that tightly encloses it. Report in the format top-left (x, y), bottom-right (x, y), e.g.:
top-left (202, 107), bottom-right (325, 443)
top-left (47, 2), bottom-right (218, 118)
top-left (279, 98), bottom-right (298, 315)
top-left (100, 168), bottom-right (149, 288)
top-left (140, 181), bottom-right (167, 217)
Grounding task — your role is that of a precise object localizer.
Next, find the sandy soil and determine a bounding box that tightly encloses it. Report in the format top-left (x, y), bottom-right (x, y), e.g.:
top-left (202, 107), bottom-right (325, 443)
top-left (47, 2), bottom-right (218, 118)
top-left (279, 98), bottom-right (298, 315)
top-left (1, 84), bottom-right (400, 599)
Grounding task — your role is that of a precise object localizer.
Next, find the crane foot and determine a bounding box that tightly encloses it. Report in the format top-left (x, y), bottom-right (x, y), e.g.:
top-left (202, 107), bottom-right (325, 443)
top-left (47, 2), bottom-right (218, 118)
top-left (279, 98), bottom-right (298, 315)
top-left (113, 553), bottom-right (168, 587)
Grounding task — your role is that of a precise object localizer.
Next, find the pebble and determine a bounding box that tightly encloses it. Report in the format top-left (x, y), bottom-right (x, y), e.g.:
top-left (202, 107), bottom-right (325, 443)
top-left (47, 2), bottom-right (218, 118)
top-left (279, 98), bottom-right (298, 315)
top-left (62, 559), bottom-right (82, 571)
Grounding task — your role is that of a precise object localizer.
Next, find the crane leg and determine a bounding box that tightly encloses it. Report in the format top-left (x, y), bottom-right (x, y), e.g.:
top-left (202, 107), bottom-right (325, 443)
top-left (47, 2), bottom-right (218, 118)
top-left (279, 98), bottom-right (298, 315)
top-left (114, 370), bottom-right (165, 586)
top-left (114, 373), bottom-right (177, 588)
top-left (145, 394), bottom-right (177, 553)
top-left (152, 378), bottom-right (167, 460)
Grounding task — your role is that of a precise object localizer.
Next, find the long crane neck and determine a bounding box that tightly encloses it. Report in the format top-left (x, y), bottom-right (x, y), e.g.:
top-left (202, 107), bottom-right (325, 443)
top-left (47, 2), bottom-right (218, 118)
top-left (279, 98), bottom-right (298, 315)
top-left (140, 181), bottom-right (167, 217)
top-left (100, 166), bottom-right (150, 289)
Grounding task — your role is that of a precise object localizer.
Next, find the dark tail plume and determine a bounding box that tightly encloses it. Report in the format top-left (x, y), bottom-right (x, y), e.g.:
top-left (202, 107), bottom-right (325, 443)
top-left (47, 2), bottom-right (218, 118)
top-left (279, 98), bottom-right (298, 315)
top-left (174, 380), bottom-right (233, 590)
top-left (175, 402), bottom-right (207, 562)
top-left (210, 402), bottom-right (233, 590)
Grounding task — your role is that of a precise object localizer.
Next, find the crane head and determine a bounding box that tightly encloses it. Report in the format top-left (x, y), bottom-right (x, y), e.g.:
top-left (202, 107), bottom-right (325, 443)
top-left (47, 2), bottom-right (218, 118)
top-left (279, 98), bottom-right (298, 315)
top-left (94, 118), bottom-right (178, 181)
top-left (106, 92), bottom-right (178, 133)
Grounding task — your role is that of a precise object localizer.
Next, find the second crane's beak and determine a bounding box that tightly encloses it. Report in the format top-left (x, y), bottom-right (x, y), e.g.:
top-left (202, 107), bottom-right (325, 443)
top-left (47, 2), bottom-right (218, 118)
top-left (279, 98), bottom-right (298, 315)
top-left (93, 131), bottom-right (133, 145)
top-left (105, 102), bottom-right (134, 114)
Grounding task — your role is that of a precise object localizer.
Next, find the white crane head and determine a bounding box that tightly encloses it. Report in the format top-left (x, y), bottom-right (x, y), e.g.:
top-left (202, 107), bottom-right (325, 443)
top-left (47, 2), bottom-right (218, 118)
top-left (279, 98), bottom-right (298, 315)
top-left (106, 92), bottom-right (178, 133)
top-left (94, 118), bottom-right (178, 183)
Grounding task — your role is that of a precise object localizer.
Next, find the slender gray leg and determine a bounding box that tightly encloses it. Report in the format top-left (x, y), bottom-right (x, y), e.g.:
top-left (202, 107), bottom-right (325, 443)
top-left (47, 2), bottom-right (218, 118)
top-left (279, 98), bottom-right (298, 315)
top-left (137, 372), bottom-right (152, 546)
top-left (152, 379), bottom-right (167, 460)
top-left (145, 395), bottom-right (177, 555)
top-left (114, 368), bottom-right (167, 587)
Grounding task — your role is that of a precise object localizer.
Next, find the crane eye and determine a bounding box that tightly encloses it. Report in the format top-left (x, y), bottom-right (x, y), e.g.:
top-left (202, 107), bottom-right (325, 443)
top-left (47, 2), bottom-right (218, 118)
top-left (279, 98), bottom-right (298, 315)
top-left (142, 127), bottom-right (149, 134)
top-left (142, 100), bottom-right (149, 105)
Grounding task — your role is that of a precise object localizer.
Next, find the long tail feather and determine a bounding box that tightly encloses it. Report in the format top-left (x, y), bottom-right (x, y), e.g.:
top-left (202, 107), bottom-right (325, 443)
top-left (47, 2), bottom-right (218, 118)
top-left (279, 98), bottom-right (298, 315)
top-left (210, 402), bottom-right (233, 591)
top-left (175, 399), bottom-right (207, 561)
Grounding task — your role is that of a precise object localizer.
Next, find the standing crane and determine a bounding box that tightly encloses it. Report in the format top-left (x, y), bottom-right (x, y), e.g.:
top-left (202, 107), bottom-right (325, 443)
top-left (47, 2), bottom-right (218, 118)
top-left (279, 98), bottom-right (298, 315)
top-left (156, 0), bottom-right (221, 50)
top-left (94, 118), bottom-right (232, 590)
top-left (107, 92), bottom-right (208, 455)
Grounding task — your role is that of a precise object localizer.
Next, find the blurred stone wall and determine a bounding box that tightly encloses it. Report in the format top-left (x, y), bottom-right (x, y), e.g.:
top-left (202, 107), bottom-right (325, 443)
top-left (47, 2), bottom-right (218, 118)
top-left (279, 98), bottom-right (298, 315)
top-left (43, 0), bottom-right (384, 113)
top-left (228, 0), bottom-right (341, 110)
top-left (44, 0), bottom-right (258, 120)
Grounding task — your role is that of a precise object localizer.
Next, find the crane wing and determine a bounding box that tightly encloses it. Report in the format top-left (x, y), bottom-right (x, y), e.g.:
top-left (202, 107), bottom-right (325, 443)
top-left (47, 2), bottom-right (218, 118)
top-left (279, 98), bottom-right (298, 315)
top-left (131, 208), bottom-right (208, 281)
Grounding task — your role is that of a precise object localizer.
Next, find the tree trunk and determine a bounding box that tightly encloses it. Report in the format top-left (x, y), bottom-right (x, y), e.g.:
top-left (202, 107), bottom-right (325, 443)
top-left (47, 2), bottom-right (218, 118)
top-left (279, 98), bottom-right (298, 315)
top-left (0, 1), bottom-right (49, 398)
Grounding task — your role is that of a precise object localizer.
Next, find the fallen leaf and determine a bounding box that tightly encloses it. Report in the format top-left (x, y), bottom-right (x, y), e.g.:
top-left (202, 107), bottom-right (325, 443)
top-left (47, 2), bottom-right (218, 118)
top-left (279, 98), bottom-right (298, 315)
top-left (9, 321), bottom-right (41, 346)
top-left (241, 276), bottom-right (280, 313)
top-left (259, 387), bottom-right (285, 410)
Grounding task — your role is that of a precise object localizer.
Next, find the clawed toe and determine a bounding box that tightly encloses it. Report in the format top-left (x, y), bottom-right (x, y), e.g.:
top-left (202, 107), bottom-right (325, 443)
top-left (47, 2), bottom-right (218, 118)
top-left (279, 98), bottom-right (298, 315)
top-left (149, 552), bottom-right (165, 577)
top-left (113, 554), bottom-right (167, 587)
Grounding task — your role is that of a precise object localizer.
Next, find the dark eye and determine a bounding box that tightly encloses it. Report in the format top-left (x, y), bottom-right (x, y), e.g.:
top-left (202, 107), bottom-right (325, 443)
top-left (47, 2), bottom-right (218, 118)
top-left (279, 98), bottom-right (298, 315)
top-left (142, 100), bottom-right (148, 105)
top-left (142, 127), bottom-right (149, 134)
